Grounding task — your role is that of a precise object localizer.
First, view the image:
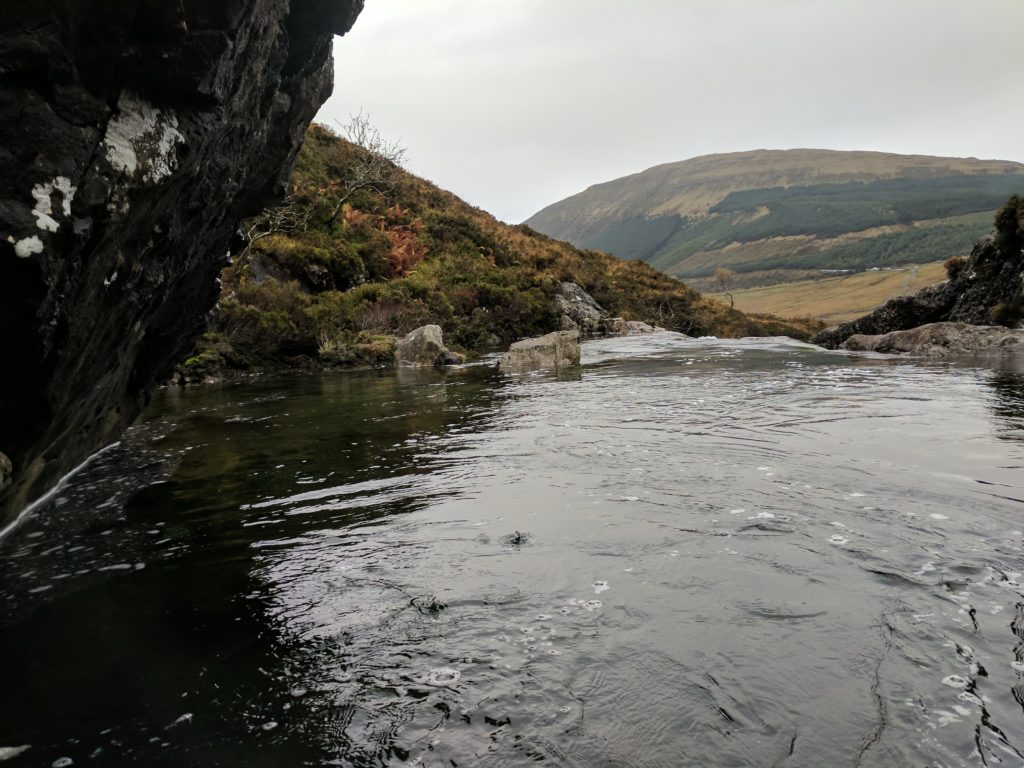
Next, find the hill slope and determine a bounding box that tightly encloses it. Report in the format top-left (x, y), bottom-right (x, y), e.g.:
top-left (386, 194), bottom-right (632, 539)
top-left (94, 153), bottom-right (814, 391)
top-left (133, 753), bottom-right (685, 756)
top-left (180, 127), bottom-right (819, 379)
top-left (524, 149), bottom-right (1024, 286)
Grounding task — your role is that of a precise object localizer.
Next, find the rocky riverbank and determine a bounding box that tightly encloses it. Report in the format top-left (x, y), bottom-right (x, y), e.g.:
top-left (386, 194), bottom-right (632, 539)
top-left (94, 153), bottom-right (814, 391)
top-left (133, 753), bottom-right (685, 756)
top-left (814, 195), bottom-right (1023, 350)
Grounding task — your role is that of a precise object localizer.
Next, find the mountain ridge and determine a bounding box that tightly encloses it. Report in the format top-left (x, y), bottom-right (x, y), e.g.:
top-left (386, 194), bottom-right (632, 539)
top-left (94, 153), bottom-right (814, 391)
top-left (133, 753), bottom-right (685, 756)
top-left (524, 149), bottom-right (1024, 286)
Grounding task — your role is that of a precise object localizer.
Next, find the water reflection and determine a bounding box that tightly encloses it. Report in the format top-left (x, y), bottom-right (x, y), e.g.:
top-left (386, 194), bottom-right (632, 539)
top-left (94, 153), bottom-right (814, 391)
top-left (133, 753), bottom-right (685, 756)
top-left (986, 370), bottom-right (1024, 442)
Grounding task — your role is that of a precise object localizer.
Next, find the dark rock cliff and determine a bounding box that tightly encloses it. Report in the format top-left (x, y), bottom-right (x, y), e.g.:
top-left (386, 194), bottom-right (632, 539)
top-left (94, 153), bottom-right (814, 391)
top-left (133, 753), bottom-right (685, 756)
top-left (0, 0), bottom-right (363, 526)
top-left (813, 220), bottom-right (1024, 349)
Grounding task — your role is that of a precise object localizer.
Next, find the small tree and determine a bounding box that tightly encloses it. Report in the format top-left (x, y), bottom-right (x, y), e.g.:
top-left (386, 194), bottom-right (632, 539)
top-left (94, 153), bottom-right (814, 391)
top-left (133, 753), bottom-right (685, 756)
top-left (329, 111), bottom-right (407, 223)
top-left (994, 193), bottom-right (1024, 257)
top-left (242, 191), bottom-right (314, 252)
top-left (714, 267), bottom-right (736, 307)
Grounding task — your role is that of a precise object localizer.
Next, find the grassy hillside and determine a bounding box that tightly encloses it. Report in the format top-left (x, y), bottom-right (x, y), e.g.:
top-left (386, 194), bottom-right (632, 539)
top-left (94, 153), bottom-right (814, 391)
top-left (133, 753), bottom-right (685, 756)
top-left (180, 127), bottom-right (820, 379)
top-left (710, 262), bottom-right (949, 325)
top-left (524, 149), bottom-right (1024, 286)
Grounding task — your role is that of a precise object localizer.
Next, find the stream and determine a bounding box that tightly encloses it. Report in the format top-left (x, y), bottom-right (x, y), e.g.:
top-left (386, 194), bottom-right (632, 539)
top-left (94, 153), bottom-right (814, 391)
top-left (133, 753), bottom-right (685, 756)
top-left (2, 334), bottom-right (1023, 767)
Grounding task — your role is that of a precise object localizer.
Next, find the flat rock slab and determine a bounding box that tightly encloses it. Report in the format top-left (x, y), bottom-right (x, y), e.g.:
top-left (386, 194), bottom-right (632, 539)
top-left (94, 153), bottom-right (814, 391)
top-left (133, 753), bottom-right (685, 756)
top-left (841, 321), bottom-right (1024, 358)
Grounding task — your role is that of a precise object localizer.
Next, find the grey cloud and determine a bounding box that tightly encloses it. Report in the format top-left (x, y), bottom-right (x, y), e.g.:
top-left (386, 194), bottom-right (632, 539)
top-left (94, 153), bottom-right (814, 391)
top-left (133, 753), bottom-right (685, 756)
top-left (319, 0), bottom-right (1024, 224)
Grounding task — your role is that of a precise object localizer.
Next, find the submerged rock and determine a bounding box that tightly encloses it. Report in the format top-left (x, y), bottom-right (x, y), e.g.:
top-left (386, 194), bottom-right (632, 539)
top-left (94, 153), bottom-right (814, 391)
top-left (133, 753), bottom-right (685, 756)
top-left (498, 331), bottom-right (580, 373)
top-left (395, 325), bottom-right (464, 367)
top-left (842, 322), bottom-right (1024, 359)
top-left (0, 1), bottom-right (364, 526)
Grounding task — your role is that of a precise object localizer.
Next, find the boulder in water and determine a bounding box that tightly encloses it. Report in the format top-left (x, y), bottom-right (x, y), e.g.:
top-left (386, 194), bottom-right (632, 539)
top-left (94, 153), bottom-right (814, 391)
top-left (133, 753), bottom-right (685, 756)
top-left (498, 331), bottom-right (580, 373)
top-left (394, 325), bottom-right (464, 367)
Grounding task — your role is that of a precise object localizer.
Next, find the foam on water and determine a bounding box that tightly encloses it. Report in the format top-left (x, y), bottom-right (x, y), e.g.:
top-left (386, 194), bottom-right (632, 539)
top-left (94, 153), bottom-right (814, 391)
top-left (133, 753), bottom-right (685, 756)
top-left (0, 747), bottom-right (30, 762)
top-left (424, 668), bottom-right (461, 687)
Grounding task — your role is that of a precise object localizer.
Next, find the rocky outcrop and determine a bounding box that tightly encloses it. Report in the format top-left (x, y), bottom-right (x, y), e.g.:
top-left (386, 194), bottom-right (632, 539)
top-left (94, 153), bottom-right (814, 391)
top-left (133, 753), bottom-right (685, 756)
top-left (814, 230), bottom-right (1024, 349)
top-left (0, 1), bottom-right (363, 525)
top-left (395, 325), bottom-right (464, 367)
top-left (498, 330), bottom-right (581, 373)
top-left (556, 282), bottom-right (607, 333)
top-left (842, 322), bottom-right (1024, 359)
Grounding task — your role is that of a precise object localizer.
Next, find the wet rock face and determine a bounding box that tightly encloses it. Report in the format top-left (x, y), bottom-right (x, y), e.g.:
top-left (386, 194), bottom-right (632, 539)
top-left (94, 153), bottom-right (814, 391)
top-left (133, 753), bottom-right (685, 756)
top-left (0, 0), bottom-right (363, 525)
top-left (814, 236), bottom-right (1024, 349)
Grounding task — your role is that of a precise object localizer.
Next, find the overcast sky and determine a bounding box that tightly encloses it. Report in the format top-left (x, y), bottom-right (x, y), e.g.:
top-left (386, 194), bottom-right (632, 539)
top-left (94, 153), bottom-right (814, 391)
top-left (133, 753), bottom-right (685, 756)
top-left (319, 0), bottom-right (1024, 224)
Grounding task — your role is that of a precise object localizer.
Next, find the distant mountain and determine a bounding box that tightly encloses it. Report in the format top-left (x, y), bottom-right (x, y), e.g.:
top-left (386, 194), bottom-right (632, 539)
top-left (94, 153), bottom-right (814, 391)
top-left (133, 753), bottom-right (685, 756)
top-left (524, 149), bottom-right (1024, 289)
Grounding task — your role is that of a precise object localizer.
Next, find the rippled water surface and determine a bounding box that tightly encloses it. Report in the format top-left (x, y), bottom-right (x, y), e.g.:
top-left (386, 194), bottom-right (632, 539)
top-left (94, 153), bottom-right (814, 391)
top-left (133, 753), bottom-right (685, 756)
top-left (3, 335), bottom-right (1024, 767)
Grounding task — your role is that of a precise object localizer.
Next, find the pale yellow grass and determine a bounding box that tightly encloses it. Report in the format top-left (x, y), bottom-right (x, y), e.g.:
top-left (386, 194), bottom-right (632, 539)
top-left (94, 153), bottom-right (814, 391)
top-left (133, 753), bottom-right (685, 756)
top-left (710, 262), bottom-right (948, 325)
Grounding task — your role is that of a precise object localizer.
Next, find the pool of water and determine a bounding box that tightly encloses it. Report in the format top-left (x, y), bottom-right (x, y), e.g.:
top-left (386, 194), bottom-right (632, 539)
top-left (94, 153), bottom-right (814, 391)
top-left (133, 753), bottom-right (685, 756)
top-left (2, 334), bottom-right (1023, 766)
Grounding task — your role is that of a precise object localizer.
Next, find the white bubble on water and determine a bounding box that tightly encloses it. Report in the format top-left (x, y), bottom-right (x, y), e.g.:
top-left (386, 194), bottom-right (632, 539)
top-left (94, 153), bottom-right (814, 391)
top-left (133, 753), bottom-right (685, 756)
top-left (830, 522), bottom-right (846, 528)
top-left (558, 705), bottom-right (572, 712)
top-left (535, 614), bottom-right (551, 621)
top-left (425, 667), bottom-right (461, 687)
top-left (332, 671), bottom-right (353, 683)
top-left (1010, 661), bottom-right (1024, 672)
top-left (52, 759), bottom-right (73, 768)
top-left (729, 509), bottom-right (745, 515)
top-left (0, 747), bottom-right (31, 762)
top-left (849, 493), bottom-right (866, 498)
top-left (620, 496), bottom-right (640, 502)
top-left (941, 675), bottom-right (969, 688)
top-left (623, 567), bottom-right (633, 572)
top-left (929, 513), bottom-right (949, 520)
top-left (757, 466), bottom-right (771, 471)
top-left (592, 581), bottom-right (609, 594)
top-left (289, 687), bottom-right (307, 698)
top-left (750, 512), bottom-right (775, 519)
top-left (583, 600), bottom-right (603, 612)
top-left (261, 721), bottom-right (278, 731)
top-left (829, 535), bottom-right (848, 545)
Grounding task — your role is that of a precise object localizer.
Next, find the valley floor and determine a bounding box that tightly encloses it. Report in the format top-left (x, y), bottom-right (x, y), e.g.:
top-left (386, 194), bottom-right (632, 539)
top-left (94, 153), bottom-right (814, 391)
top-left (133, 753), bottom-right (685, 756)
top-left (708, 261), bottom-right (947, 325)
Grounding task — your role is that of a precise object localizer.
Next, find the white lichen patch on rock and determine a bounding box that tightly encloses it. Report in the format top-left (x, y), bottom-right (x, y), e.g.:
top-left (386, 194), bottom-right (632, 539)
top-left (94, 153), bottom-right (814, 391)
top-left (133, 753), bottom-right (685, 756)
top-left (103, 91), bottom-right (185, 184)
top-left (30, 176), bottom-right (76, 232)
top-left (7, 235), bottom-right (44, 258)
